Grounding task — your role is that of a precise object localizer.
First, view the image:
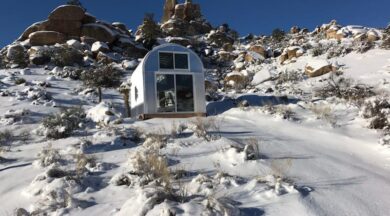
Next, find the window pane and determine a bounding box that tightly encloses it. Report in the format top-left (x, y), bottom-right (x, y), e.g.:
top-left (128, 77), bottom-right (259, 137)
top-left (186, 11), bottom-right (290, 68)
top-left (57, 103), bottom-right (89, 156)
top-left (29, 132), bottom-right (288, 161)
top-left (156, 74), bottom-right (175, 112)
top-left (175, 54), bottom-right (189, 69)
top-left (176, 75), bottom-right (194, 112)
top-left (159, 53), bottom-right (174, 69)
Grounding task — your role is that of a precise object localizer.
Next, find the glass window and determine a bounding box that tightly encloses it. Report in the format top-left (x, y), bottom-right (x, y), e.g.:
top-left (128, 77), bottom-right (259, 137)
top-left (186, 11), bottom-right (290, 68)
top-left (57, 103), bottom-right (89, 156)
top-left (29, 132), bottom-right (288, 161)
top-left (159, 52), bottom-right (174, 69)
top-left (175, 53), bottom-right (189, 69)
top-left (176, 75), bottom-right (194, 112)
top-left (156, 74), bottom-right (175, 112)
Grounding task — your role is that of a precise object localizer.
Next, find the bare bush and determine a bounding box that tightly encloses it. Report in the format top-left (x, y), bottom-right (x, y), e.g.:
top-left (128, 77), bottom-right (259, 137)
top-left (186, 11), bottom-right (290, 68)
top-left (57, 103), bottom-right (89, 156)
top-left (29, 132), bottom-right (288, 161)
top-left (190, 117), bottom-right (221, 141)
top-left (309, 104), bottom-right (337, 127)
top-left (270, 158), bottom-right (292, 179)
top-left (315, 72), bottom-right (374, 102)
top-left (131, 150), bottom-right (171, 190)
top-left (41, 106), bottom-right (85, 139)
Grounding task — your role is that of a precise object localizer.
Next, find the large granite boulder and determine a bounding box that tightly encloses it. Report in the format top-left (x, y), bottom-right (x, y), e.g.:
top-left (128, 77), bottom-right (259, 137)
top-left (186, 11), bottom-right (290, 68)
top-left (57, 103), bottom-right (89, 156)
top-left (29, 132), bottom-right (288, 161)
top-left (162, 0), bottom-right (177, 23)
top-left (81, 23), bottom-right (117, 43)
top-left (48, 5), bottom-right (85, 21)
top-left (18, 22), bottom-right (43, 41)
top-left (29, 31), bottom-right (67, 46)
top-left (41, 19), bottom-right (82, 37)
top-left (305, 60), bottom-right (335, 77)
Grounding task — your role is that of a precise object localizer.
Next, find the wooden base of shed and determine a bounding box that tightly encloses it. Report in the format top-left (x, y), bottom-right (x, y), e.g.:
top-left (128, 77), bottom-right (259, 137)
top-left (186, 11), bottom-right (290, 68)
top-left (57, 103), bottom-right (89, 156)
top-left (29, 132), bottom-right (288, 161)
top-left (138, 113), bottom-right (206, 120)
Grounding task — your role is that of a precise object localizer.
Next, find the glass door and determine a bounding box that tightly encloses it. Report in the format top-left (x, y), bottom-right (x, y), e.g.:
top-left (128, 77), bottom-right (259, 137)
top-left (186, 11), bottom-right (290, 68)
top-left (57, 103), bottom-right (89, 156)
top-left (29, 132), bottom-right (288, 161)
top-left (176, 75), bottom-right (194, 112)
top-left (156, 74), bottom-right (194, 113)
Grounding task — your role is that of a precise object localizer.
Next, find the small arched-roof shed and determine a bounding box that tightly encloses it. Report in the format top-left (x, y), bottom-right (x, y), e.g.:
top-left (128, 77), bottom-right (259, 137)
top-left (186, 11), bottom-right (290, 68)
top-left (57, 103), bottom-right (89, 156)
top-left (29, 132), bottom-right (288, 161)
top-left (130, 43), bottom-right (206, 120)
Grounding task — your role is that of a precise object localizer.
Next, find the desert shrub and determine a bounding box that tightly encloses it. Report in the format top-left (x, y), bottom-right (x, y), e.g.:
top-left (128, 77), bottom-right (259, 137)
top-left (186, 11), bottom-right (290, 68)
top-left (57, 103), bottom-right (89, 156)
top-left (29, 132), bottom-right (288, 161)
top-left (315, 72), bottom-right (374, 102)
top-left (171, 121), bottom-right (188, 138)
top-left (275, 69), bottom-right (305, 85)
top-left (14, 77), bottom-right (26, 85)
top-left (311, 45), bottom-right (325, 57)
top-left (74, 151), bottom-right (97, 179)
top-left (49, 45), bottom-right (83, 67)
top-left (309, 104), bottom-right (337, 127)
top-left (81, 64), bottom-right (122, 102)
top-left (36, 143), bottom-right (61, 167)
top-left (189, 117), bottom-right (221, 141)
top-left (41, 106), bottom-right (85, 139)
top-left (277, 106), bottom-right (298, 121)
top-left (0, 130), bottom-right (14, 153)
top-left (356, 41), bottom-right (374, 53)
top-left (55, 66), bottom-right (84, 80)
top-left (131, 150), bottom-right (171, 190)
top-left (360, 97), bottom-right (390, 130)
top-left (143, 130), bottom-right (168, 150)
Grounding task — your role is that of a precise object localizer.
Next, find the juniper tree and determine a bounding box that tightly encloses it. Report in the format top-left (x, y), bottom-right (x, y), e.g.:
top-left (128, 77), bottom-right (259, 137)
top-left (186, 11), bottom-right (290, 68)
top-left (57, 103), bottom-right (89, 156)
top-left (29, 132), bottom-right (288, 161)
top-left (81, 64), bottom-right (122, 102)
top-left (137, 13), bottom-right (160, 50)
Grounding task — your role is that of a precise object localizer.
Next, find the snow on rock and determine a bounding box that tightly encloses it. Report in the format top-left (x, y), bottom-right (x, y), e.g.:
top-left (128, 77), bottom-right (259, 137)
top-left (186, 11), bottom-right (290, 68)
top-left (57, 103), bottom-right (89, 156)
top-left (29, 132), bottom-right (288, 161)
top-left (122, 60), bottom-right (139, 70)
top-left (305, 59), bottom-right (335, 77)
top-left (91, 41), bottom-right (109, 53)
top-left (86, 102), bottom-right (122, 125)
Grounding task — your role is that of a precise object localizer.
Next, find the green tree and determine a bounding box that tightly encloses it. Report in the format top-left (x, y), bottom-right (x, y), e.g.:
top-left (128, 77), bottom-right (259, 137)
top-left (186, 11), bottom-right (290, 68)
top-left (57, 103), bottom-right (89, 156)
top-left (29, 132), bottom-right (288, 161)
top-left (272, 28), bottom-right (286, 42)
top-left (81, 64), bottom-right (122, 102)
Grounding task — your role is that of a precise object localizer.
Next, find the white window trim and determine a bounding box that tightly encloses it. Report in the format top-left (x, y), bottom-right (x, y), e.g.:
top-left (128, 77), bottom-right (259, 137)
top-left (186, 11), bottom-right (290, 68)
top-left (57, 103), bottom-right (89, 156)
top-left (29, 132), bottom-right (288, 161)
top-left (155, 72), bottom-right (196, 114)
top-left (158, 51), bottom-right (191, 72)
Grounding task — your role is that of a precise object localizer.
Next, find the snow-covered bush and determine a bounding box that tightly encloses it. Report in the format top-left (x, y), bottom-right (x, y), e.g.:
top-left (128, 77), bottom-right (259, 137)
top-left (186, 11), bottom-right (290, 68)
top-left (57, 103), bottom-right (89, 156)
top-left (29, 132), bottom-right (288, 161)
top-left (74, 151), bottom-right (97, 179)
top-left (309, 104), bottom-right (337, 127)
top-left (86, 102), bottom-right (122, 126)
top-left (360, 97), bottom-right (390, 130)
top-left (35, 143), bottom-right (61, 167)
top-left (40, 106), bottom-right (86, 139)
top-left (244, 138), bottom-right (261, 160)
top-left (143, 132), bottom-right (168, 150)
top-left (53, 66), bottom-right (84, 80)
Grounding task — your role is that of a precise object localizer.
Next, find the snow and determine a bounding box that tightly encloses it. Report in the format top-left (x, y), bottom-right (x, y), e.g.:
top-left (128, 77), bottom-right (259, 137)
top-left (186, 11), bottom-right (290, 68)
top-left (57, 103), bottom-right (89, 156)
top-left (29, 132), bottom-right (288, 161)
top-left (91, 41), bottom-right (109, 53)
top-left (305, 59), bottom-right (331, 71)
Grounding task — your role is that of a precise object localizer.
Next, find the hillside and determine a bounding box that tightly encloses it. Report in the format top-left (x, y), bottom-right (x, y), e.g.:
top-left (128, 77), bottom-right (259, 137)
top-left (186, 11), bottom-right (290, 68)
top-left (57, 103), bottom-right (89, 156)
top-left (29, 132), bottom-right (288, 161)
top-left (0, 1), bottom-right (390, 216)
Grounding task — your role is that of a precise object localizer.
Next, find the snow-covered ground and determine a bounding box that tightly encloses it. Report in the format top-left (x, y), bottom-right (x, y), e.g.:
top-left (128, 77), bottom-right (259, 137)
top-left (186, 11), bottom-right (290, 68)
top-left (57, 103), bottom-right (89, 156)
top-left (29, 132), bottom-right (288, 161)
top-left (1, 49), bottom-right (390, 216)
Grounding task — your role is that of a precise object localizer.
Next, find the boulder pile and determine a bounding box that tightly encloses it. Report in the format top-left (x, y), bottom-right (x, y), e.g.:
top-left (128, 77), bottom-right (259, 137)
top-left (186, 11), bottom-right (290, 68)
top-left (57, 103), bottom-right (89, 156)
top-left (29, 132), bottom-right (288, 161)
top-left (160, 0), bottom-right (212, 37)
top-left (1, 4), bottom-right (147, 68)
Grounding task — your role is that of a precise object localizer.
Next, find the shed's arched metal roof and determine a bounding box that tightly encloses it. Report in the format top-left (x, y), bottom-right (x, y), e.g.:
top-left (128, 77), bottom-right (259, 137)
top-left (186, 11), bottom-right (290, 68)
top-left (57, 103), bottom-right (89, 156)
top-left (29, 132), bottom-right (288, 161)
top-left (140, 43), bottom-right (204, 74)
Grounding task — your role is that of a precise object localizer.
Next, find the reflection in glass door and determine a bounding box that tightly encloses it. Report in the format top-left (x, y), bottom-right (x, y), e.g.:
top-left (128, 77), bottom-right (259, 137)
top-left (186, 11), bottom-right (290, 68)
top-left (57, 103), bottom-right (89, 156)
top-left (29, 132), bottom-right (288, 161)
top-left (156, 74), bottom-right (175, 112)
top-left (156, 74), bottom-right (194, 113)
top-left (176, 75), bottom-right (194, 112)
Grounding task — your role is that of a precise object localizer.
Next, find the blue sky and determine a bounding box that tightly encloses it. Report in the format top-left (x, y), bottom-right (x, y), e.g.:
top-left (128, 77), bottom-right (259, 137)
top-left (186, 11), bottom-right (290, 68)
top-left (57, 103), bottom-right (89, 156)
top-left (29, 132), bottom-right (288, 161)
top-left (0, 0), bottom-right (389, 48)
